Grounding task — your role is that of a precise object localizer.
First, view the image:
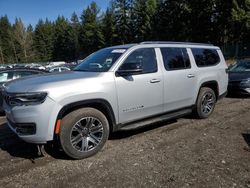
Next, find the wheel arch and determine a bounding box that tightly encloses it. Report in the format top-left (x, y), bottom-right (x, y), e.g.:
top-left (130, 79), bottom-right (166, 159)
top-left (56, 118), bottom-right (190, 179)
top-left (198, 80), bottom-right (219, 101)
top-left (55, 99), bottom-right (117, 134)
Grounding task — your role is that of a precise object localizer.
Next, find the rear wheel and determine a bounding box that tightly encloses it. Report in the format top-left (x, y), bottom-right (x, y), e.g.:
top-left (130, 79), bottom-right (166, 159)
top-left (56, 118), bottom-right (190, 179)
top-left (194, 87), bottom-right (216, 119)
top-left (59, 108), bottom-right (109, 159)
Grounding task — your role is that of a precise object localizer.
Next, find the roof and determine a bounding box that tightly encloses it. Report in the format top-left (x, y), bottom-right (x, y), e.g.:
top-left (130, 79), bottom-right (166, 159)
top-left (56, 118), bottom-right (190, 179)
top-left (106, 41), bottom-right (216, 50)
top-left (140, 41), bottom-right (214, 46)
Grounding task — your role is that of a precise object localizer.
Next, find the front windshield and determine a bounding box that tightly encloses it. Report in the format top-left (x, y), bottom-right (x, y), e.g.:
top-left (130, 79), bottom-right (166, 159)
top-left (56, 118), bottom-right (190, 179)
top-left (74, 48), bottom-right (127, 72)
top-left (229, 61), bottom-right (250, 72)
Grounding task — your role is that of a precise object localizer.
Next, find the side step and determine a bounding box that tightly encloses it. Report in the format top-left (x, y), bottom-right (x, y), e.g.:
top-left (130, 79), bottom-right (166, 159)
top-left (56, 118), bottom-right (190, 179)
top-left (119, 108), bottom-right (192, 131)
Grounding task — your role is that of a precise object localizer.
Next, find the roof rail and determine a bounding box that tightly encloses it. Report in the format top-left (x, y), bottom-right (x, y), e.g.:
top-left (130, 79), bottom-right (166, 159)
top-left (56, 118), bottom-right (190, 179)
top-left (140, 41), bottom-right (214, 46)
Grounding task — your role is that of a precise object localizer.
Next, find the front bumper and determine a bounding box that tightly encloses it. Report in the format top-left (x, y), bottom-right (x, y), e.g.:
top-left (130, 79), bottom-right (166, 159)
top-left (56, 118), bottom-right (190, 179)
top-left (4, 96), bottom-right (61, 144)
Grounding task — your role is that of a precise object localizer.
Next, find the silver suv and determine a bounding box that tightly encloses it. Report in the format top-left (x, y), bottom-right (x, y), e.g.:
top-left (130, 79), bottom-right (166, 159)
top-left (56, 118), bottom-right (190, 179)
top-left (2, 42), bottom-right (228, 159)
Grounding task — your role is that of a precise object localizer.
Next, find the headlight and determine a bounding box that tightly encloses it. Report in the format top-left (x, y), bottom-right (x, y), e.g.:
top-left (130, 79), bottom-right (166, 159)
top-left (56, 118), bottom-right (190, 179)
top-left (5, 92), bottom-right (47, 106)
top-left (240, 79), bottom-right (250, 85)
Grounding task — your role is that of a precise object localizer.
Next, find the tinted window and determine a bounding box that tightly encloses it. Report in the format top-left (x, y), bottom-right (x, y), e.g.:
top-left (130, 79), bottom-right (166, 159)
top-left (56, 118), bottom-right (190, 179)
top-left (192, 48), bottom-right (220, 67)
top-left (121, 48), bottom-right (157, 74)
top-left (161, 48), bottom-right (190, 70)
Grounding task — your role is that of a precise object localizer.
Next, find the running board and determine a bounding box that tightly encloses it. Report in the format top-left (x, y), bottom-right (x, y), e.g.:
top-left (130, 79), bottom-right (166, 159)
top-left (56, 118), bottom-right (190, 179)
top-left (119, 108), bottom-right (192, 131)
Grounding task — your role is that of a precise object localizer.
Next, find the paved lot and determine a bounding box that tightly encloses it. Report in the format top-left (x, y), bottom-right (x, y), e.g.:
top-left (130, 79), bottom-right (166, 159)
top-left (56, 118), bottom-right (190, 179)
top-left (0, 97), bottom-right (250, 188)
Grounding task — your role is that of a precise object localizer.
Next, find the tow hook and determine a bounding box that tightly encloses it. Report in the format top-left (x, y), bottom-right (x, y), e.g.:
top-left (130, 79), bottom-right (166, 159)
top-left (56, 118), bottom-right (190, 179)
top-left (37, 144), bottom-right (48, 157)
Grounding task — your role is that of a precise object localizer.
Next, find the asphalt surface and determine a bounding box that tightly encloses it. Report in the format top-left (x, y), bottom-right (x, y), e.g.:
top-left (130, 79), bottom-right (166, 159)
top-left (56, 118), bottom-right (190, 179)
top-left (0, 97), bottom-right (250, 188)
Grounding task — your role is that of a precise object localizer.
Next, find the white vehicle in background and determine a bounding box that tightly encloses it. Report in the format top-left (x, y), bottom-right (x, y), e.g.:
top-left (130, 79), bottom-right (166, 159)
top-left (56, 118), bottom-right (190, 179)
top-left (46, 61), bottom-right (66, 69)
top-left (49, 66), bottom-right (71, 73)
top-left (25, 63), bottom-right (46, 70)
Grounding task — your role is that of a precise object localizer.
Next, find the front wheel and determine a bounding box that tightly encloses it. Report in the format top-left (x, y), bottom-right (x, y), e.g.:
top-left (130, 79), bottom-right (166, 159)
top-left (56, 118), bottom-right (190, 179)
top-left (194, 87), bottom-right (216, 119)
top-left (59, 108), bottom-right (109, 159)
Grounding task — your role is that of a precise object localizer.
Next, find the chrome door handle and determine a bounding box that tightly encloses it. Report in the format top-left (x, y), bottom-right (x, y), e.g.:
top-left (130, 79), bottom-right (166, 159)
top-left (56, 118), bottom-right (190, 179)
top-left (187, 74), bottom-right (195, 78)
top-left (150, 79), bottom-right (161, 83)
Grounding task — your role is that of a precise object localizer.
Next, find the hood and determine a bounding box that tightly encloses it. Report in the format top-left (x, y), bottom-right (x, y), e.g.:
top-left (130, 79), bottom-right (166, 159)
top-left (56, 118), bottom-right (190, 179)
top-left (4, 71), bottom-right (105, 93)
top-left (229, 71), bottom-right (250, 82)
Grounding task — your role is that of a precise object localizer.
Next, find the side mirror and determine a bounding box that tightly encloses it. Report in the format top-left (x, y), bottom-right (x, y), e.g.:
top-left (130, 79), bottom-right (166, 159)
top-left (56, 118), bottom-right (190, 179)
top-left (116, 62), bottom-right (143, 76)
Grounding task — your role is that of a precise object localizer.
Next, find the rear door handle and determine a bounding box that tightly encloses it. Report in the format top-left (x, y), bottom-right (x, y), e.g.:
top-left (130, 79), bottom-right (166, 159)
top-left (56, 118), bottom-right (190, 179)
top-left (150, 79), bottom-right (161, 83)
top-left (187, 74), bottom-right (195, 78)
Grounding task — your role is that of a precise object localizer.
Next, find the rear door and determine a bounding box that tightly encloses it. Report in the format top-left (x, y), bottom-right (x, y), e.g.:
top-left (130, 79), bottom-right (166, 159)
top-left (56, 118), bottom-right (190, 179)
top-left (160, 47), bottom-right (197, 112)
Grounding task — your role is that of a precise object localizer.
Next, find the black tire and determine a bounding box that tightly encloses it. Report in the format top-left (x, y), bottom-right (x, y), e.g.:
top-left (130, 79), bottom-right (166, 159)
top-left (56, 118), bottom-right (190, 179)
top-left (194, 87), bottom-right (216, 119)
top-left (59, 108), bottom-right (109, 159)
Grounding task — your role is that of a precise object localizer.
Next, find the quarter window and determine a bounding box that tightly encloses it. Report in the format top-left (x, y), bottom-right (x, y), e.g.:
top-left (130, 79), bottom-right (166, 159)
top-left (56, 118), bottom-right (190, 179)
top-left (121, 48), bottom-right (157, 74)
top-left (160, 48), bottom-right (191, 70)
top-left (191, 48), bottom-right (220, 67)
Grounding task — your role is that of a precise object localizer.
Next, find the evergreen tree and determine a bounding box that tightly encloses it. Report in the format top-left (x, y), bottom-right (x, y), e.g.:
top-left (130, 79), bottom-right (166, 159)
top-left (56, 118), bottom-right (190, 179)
top-left (0, 16), bottom-right (13, 64)
top-left (102, 5), bottom-right (117, 46)
top-left (34, 19), bottom-right (55, 61)
top-left (188, 0), bottom-right (218, 43)
top-left (53, 16), bottom-right (75, 61)
top-left (153, 0), bottom-right (191, 41)
top-left (132, 0), bottom-right (157, 42)
top-left (79, 2), bottom-right (104, 57)
top-left (113, 0), bottom-right (133, 43)
top-left (70, 12), bottom-right (81, 60)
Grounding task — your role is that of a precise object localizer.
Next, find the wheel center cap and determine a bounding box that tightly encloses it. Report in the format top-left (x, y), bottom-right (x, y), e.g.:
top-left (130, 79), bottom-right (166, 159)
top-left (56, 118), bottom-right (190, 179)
top-left (81, 128), bottom-right (88, 136)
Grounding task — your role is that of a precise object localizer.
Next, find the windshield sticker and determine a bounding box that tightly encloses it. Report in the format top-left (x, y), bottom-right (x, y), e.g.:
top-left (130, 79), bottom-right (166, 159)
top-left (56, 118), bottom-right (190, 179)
top-left (111, 49), bottom-right (126, 53)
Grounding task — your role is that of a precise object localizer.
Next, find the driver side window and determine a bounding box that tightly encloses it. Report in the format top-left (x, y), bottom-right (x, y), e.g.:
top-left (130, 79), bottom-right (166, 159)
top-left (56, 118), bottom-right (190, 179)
top-left (121, 48), bottom-right (157, 74)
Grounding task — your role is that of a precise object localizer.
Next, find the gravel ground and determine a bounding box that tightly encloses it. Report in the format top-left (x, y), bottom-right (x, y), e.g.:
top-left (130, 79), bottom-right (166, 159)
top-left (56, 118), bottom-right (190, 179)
top-left (0, 97), bottom-right (250, 188)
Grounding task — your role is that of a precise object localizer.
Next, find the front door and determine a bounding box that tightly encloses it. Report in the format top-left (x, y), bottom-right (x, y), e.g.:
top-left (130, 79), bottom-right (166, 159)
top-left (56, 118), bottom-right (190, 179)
top-left (115, 48), bottom-right (164, 123)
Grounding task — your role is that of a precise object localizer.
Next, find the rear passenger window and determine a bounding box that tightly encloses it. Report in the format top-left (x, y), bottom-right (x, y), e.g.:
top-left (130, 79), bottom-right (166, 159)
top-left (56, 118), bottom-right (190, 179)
top-left (160, 48), bottom-right (191, 70)
top-left (192, 48), bottom-right (220, 67)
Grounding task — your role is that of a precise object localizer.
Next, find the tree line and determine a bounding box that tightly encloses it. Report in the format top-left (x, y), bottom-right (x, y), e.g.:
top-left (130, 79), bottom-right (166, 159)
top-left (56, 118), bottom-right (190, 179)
top-left (0, 0), bottom-right (249, 64)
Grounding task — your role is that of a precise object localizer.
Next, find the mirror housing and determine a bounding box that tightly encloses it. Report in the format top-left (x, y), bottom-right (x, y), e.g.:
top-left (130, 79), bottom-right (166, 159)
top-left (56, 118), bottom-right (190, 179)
top-left (116, 62), bottom-right (143, 76)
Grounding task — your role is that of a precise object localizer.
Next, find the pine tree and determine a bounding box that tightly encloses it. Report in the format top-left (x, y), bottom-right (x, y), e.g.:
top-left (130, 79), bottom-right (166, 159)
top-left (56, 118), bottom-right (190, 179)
top-left (132, 0), bottom-right (157, 42)
top-left (113, 0), bottom-right (133, 43)
top-left (102, 5), bottom-right (117, 46)
top-left (34, 19), bottom-right (55, 61)
top-left (79, 2), bottom-right (104, 57)
top-left (0, 16), bottom-right (14, 64)
top-left (70, 12), bottom-right (81, 61)
top-left (153, 0), bottom-right (192, 41)
top-left (53, 16), bottom-right (75, 61)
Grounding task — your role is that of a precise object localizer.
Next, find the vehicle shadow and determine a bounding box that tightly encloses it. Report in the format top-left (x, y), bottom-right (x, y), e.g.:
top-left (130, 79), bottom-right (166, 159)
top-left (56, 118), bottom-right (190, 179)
top-left (226, 93), bottom-right (250, 99)
top-left (0, 122), bottom-right (68, 161)
top-left (242, 133), bottom-right (250, 151)
top-left (109, 119), bottom-right (178, 140)
top-left (0, 122), bottom-right (39, 162)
